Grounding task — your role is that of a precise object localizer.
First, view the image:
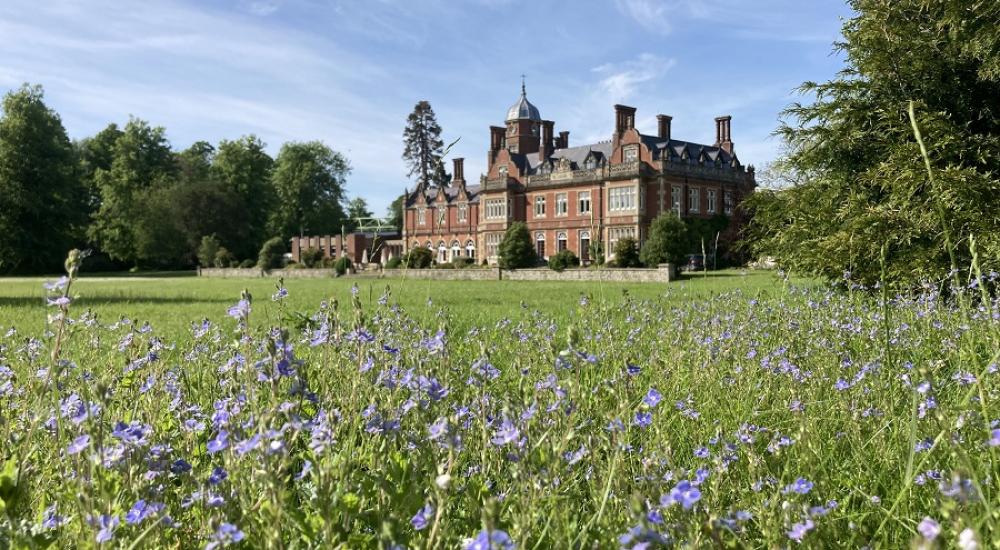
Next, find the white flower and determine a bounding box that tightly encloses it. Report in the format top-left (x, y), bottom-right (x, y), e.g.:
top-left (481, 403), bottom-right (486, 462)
top-left (435, 473), bottom-right (451, 490)
top-left (958, 528), bottom-right (978, 550)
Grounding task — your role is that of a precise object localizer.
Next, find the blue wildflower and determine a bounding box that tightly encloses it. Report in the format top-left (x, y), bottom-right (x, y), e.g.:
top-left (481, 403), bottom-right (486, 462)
top-left (125, 500), bottom-right (165, 524)
top-left (206, 523), bottom-right (245, 549)
top-left (411, 503), bottom-right (434, 530)
top-left (465, 529), bottom-right (515, 550)
top-left (67, 434), bottom-right (90, 455)
top-left (643, 388), bottom-right (663, 408)
top-left (784, 477), bottom-right (814, 495)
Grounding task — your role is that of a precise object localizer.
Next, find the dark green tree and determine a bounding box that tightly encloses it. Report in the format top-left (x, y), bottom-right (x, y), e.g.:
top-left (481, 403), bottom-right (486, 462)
top-left (640, 213), bottom-right (689, 267)
top-left (387, 194), bottom-right (405, 230)
top-left (346, 196), bottom-right (374, 231)
top-left (745, 0), bottom-right (1000, 287)
top-left (177, 141), bottom-right (215, 184)
top-left (197, 234), bottom-right (221, 267)
top-left (88, 117), bottom-right (177, 266)
top-left (0, 84), bottom-right (86, 273)
top-left (613, 237), bottom-right (641, 268)
top-left (402, 101), bottom-right (447, 188)
top-left (268, 141), bottom-right (350, 240)
top-left (498, 222), bottom-right (535, 269)
top-left (76, 123), bottom-right (122, 213)
top-left (212, 135), bottom-right (274, 258)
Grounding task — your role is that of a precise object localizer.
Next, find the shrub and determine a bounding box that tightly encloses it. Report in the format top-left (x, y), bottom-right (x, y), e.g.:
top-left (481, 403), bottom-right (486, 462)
top-left (436, 262), bottom-right (455, 269)
top-left (385, 256), bottom-right (403, 269)
top-left (333, 256), bottom-right (352, 276)
top-left (640, 213), bottom-right (689, 267)
top-left (589, 239), bottom-right (605, 266)
top-left (451, 257), bottom-right (474, 269)
top-left (613, 237), bottom-right (641, 268)
top-left (548, 250), bottom-right (580, 272)
top-left (404, 247), bottom-right (433, 269)
top-left (238, 259), bottom-right (255, 269)
top-left (498, 222), bottom-right (535, 269)
top-left (300, 247), bottom-right (324, 268)
top-left (257, 237), bottom-right (286, 270)
top-left (285, 261), bottom-right (303, 270)
top-left (213, 247), bottom-right (235, 268)
top-left (197, 235), bottom-right (221, 267)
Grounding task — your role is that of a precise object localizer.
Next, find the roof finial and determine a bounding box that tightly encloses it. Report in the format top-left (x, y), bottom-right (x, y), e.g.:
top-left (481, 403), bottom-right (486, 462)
top-left (521, 73), bottom-right (526, 96)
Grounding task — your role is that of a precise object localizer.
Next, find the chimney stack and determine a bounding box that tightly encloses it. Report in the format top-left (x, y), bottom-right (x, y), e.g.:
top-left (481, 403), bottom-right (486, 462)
top-left (539, 120), bottom-right (554, 160)
top-left (452, 157), bottom-right (465, 184)
top-left (657, 114), bottom-right (672, 141)
top-left (489, 125), bottom-right (505, 166)
top-left (614, 104), bottom-right (637, 145)
top-left (558, 131), bottom-right (569, 149)
top-left (715, 116), bottom-right (733, 153)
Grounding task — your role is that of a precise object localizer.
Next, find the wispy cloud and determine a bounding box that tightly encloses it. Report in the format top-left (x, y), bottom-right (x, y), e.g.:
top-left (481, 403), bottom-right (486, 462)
top-left (613, 0), bottom-right (712, 35)
top-left (592, 53), bottom-right (676, 104)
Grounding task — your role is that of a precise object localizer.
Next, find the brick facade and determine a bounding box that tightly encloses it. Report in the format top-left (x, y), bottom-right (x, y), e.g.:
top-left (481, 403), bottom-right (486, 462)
top-left (403, 87), bottom-right (756, 264)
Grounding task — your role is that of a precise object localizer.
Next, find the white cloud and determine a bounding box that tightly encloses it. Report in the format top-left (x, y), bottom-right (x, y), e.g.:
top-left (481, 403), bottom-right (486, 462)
top-left (246, 1), bottom-right (281, 16)
top-left (592, 53), bottom-right (676, 104)
top-left (613, 0), bottom-right (712, 35)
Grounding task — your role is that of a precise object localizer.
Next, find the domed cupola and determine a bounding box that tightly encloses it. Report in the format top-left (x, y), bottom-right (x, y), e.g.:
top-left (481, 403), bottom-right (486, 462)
top-left (506, 81), bottom-right (541, 122)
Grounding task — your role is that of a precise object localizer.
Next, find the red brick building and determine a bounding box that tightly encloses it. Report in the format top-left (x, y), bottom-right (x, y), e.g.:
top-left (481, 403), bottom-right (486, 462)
top-left (403, 85), bottom-right (756, 265)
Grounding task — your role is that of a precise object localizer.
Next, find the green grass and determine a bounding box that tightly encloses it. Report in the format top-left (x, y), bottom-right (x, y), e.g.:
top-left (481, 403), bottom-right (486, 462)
top-left (1, 268), bottom-right (997, 548)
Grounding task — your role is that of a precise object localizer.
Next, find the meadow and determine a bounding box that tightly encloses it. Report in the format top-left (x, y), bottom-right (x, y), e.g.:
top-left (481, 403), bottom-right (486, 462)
top-left (0, 269), bottom-right (997, 548)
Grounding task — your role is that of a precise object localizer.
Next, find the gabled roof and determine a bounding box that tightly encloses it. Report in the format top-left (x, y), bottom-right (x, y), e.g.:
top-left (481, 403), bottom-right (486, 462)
top-left (405, 184), bottom-right (481, 207)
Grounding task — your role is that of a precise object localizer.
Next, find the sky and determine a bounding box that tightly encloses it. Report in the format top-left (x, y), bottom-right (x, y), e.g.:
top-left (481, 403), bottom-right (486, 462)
top-left (0, 0), bottom-right (853, 213)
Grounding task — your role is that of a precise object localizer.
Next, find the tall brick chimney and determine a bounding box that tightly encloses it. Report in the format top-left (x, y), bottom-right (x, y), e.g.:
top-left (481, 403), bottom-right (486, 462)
top-left (715, 116), bottom-right (733, 153)
top-left (452, 157), bottom-right (465, 184)
top-left (657, 114), bottom-right (672, 141)
top-left (488, 125), bottom-right (505, 166)
top-left (558, 131), bottom-right (569, 149)
top-left (614, 104), bottom-right (637, 145)
top-left (539, 120), bottom-right (554, 160)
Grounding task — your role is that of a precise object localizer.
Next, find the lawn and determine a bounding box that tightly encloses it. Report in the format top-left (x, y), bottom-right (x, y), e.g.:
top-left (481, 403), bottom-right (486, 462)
top-left (1, 268), bottom-right (997, 548)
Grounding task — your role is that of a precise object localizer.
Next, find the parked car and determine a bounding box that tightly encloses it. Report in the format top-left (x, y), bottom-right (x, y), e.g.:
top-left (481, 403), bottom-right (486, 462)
top-left (682, 254), bottom-right (705, 272)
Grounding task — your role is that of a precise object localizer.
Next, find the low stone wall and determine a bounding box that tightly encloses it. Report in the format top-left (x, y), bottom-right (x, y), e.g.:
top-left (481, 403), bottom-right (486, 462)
top-left (502, 267), bottom-right (672, 282)
top-left (198, 268), bottom-right (265, 278)
top-left (381, 268), bottom-right (499, 281)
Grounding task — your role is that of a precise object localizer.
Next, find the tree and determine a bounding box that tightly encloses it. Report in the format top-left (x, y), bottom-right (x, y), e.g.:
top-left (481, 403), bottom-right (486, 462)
top-left (387, 194), bottom-right (405, 230)
top-left (177, 141), bottom-right (215, 184)
top-left (548, 250), bottom-right (580, 272)
top-left (498, 222), bottom-right (535, 269)
top-left (346, 197), bottom-right (374, 231)
top-left (613, 237), bottom-right (641, 268)
top-left (745, 0), bottom-right (1000, 288)
top-left (402, 101), bottom-right (447, 189)
top-left (257, 237), bottom-right (285, 269)
top-left (268, 141), bottom-right (350, 240)
top-left (404, 246), bottom-right (433, 268)
top-left (76, 123), bottom-right (123, 213)
top-left (197, 234), bottom-right (221, 267)
top-left (88, 117), bottom-right (177, 265)
top-left (0, 84), bottom-right (86, 273)
top-left (640, 213), bottom-right (689, 267)
top-left (212, 135), bottom-right (274, 258)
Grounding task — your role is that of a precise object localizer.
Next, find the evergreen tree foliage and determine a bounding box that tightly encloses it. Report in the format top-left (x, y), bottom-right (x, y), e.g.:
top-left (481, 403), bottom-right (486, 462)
top-left (640, 213), bottom-right (689, 267)
top-left (402, 101), bottom-right (446, 188)
top-left (257, 237), bottom-right (286, 270)
top-left (0, 84), bottom-right (85, 273)
top-left (211, 135), bottom-right (274, 259)
top-left (197, 234), bottom-right (221, 267)
top-left (498, 222), bottom-right (535, 269)
top-left (404, 246), bottom-right (433, 268)
top-left (745, 0), bottom-right (1000, 288)
top-left (613, 237), bottom-right (641, 268)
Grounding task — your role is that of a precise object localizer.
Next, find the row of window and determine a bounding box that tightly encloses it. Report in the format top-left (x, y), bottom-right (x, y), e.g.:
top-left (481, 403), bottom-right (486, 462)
top-left (417, 186), bottom-right (735, 226)
top-left (415, 240), bottom-right (477, 262)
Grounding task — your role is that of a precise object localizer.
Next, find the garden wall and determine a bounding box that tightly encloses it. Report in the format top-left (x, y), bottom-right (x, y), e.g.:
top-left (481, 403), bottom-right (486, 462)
top-left (380, 268), bottom-right (499, 281)
top-left (200, 265), bottom-right (676, 283)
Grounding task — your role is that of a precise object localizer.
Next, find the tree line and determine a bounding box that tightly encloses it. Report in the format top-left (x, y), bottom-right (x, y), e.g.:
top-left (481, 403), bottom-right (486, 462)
top-left (0, 84), bottom-right (376, 273)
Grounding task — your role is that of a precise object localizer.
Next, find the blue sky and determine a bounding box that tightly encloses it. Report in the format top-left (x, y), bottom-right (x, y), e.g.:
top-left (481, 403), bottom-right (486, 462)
top-left (0, 0), bottom-right (852, 213)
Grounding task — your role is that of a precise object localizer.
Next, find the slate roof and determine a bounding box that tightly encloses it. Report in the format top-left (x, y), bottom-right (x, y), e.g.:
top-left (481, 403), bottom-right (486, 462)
top-left (522, 135), bottom-right (738, 173)
top-left (506, 90), bottom-right (541, 122)
top-left (405, 183), bottom-right (481, 207)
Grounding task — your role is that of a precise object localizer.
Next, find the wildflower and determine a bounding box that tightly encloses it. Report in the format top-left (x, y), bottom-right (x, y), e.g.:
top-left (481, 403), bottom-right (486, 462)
top-left (988, 428), bottom-right (1000, 447)
top-left (784, 477), bottom-right (813, 495)
top-left (564, 445), bottom-right (588, 465)
top-left (661, 480), bottom-right (701, 510)
top-left (618, 524), bottom-right (669, 548)
top-left (491, 419), bottom-right (520, 446)
top-left (46, 296), bottom-right (71, 307)
top-left (125, 500), bottom-right (165, 524)
top-left (411, 503), bottom-right (434, 530)
top-left (207, 430), bottom-right (229, 453)
top-left (43, 276), bottom-right (70, 291)
top-left (464, 529), bottom-right (515, 550)
top-left (917, 517), bottom-right (940, 541)
top-left (226, 299), bottom-right (250, 320)
top-left (208, 466), bottom-right (228, 485)
top-left (67, 434), bottom-right (90, 455)
top-left (958, 528), bottom-right (978, 550)
top-left (93, 514), bottom-right (119, 543)
top-left (41, 504), bottom-right (66, 529)
top-left (694, 446), bottom-right (710, 459)
top-left (643, 388), bottom-right (663, 408)
top-left (633, 411), bottom-right (653, 428)
top-left (787, 519), bottom-right (815, 543)
top-left (271, 287), bottom-right (288, 301)
top-left (206, 523), bottom-right (245, 549)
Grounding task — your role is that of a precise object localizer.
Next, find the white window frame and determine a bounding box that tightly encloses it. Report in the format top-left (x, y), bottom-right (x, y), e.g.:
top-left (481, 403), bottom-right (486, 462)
top-left (688, 188), bottom-right (700, 213)
top-left (417, 207), bottom-right (426, 225)
top-left (555, 193), bottom-right (568, 216)
top-left (624, 145), bottom-right (638, 163)
top-left (707, 189), bottom-right (717, 214)
top-left (672, 186), bottom-right (681, 215)
top-left (465, 240), bottom-right (476, 260)
top-left (609, 186), bottom-right (636, 212)
top-left (534, 195), bottom-right (546, 217)
top-left (458, 203), bottom-right (468, 222)
top-left (578, 191), bottom-right (591, 215)
top-left (724, 191), bottom-right (734, 215)
top-left (557, 232), bottom-right (568, 252)
top-left (485, 198), bottom-right (507, 220)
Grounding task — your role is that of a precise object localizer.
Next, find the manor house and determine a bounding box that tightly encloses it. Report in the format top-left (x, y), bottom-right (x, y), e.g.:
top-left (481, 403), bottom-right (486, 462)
top-left (402, 84), bottom-right (756, 264)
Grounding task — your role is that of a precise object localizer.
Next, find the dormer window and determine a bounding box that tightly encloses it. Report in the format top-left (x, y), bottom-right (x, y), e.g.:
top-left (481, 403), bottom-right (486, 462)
top-left (498, 165), bottom-right (508, 179)
top-left (584, 156), bottom-right (596, 170)
top-left (624, 145), bottom-right (639, 163)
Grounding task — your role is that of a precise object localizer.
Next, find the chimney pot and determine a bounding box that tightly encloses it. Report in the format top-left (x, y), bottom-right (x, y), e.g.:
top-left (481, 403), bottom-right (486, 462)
top-left (558, 131), bottom-right (569, 149)
top-left (452, 157), bottom-right (465, 182)
top-left (656, 114), bottom-right (672, 141)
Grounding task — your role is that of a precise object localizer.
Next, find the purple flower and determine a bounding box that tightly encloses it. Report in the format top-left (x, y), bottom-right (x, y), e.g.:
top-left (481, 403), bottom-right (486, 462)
top-left (271, 287), bottom-right (288, 301)
top-left (465, 529), bottom-right (515, 550)
top-left (918, 517), bottom-right (940, 540)
top-left (93, 514), bottom-right (119, 543)
top-left (41, 504), bottom-right (65, 529)
top-left (491, 419), bottom-right (520, 446)
top-left (643, 388), bottom-right (663, 408)
top-left (235, 434), bottom-right (261, 456)
top-left (125, 500), bottom-right (165, 524)
top-left (988, 429), bottom-right (1000, 447)
top-left (43, 276), bottom-right (69, 291)
top-left (784, 477), bottom-right (813, 495)
top-left (207, 430), bottom-right (229, 453)
top-left (411, 503), bottom-right (434, 530)
top-left (633, 411), bottom-right (653, 428)
top-left (626, 364), bottom-right (641, 376)
top-left (206, 523), bottom-right (245, 549)
top-left (787, 519), bottom-right (815, 542)
top-left (661, 480), bottom-right (701, 510)
top-left (46, 296), bottom-right (71, 307)
top-left (209, 466), bottom-right (228, 485)
top-left (111, 421), bottom-right (152, 446)
top-left (170, 459), bottom-right (192, 474)
top-left (67, 434), bottom-right (90, 455)
top-left (227, 299), bottom-right (250, 320)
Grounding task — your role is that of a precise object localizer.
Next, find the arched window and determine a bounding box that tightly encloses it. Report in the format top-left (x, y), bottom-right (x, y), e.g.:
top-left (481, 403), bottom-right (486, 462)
top-left (465, 240), bottom-right (476, 260)
top-left (580, 231), bottom-right (591, 262)
top-left (425, 241), bottom-right (432, 250)
top-left (450, 241), bottom-right (461, 261)
top-left (437, 241), bottom-right (447, 263)
top-left (535, 232), bottom-right (546, 259)
top-left (557, 232), bottom-right (568, 252)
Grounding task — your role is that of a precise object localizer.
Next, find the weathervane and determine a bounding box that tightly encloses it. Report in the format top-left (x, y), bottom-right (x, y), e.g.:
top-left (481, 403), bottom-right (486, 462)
top-left (521, 73), bottom-right (526, 95)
